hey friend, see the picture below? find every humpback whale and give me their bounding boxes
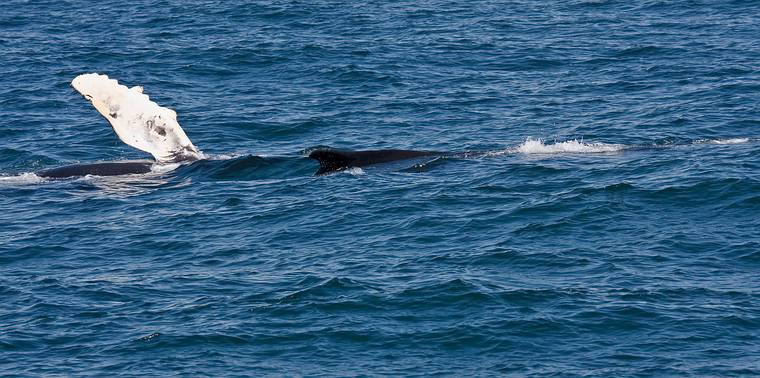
[308,148,443,175]
[37,161,154,178]
[35,74,199,178]
[38,73,440,178]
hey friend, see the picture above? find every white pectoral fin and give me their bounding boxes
[89,97,114,121]
[71,73,201,162]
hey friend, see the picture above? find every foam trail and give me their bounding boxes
[516,139,626,154]
[694,138,750,145]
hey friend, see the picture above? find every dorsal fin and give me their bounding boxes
[308,148,442,175]
[71,73,201,162]
[308,149,355,175]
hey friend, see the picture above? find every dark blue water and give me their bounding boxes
[2,1,759,375]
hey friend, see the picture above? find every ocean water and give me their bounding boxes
[1,0,759,375]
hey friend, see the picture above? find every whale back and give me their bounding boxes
[71,73,201,162]
[309,148,441,174]
[37,161,154,178]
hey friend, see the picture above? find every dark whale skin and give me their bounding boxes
[309,149,443,175]
[37,161,154,178]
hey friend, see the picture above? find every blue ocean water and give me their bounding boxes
[1,0,759,375]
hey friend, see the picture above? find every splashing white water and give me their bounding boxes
[202,152,248,160]
[694,138,750,145]
[150,163,181,174]
[0,173,45,185]
[516,139,626,154]
[343,167,365,176]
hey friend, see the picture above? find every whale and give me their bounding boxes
[38,73,439,178]
[35,161,154,178]
[308,148,444,175]
[37,161,154,178]
[35,74,201,178]
[69,74,202,163]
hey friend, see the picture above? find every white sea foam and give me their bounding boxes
[150,163,181,173]
[0,172,45,185]
[199,152,253,160]
[516,138,626,154]
[695,138,750,145]
[343,167,365,176]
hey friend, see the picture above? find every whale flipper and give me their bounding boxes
[309,148,442,175]
[71,73,201,162]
